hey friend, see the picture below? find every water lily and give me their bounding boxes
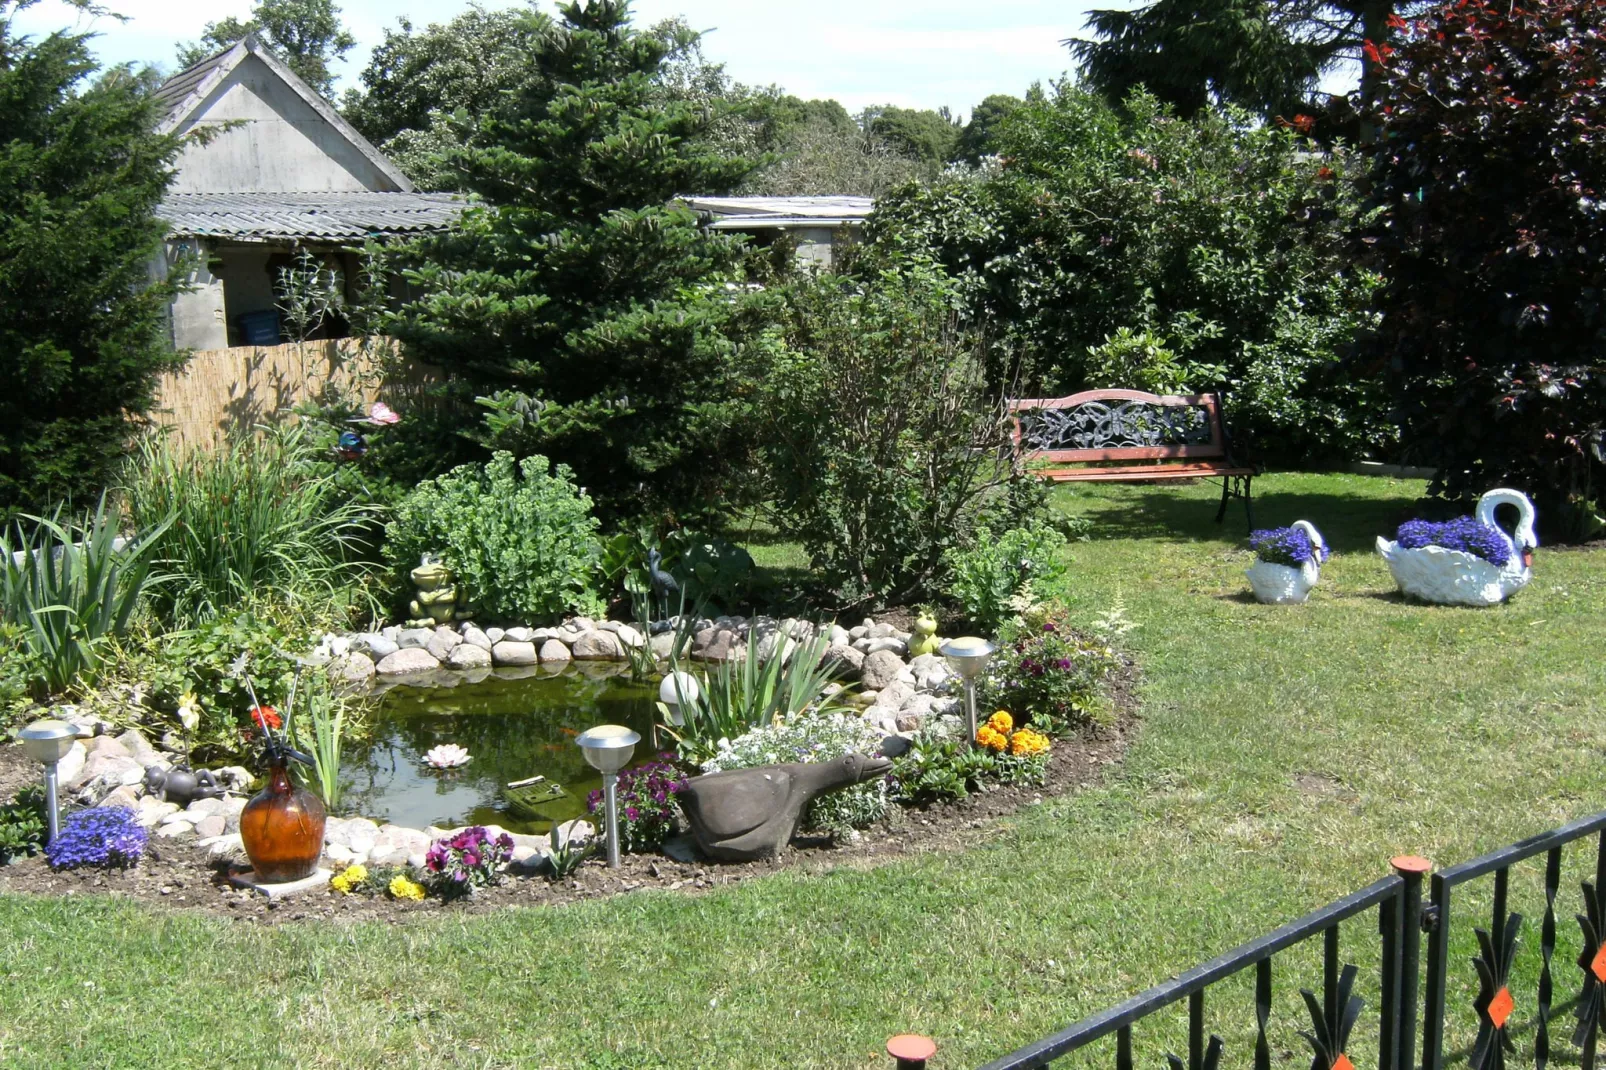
[424,743,472,769]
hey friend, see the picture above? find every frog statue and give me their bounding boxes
[409,556,472,625]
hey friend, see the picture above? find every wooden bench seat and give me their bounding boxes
[1008,388,1258,527]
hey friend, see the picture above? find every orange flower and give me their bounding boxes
[1009,728,1051,757]
[988,710,1014,734]
[250,705,281,731]
[975,725,1009,752]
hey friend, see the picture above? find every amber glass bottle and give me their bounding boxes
[239,755,326,881]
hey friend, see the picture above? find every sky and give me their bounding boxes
[9,0,1119,117]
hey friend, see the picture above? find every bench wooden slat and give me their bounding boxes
[1028,443,1226,463]
[1034,464,1257,483]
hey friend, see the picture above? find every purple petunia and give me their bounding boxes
[422,825,512,898]
[585,756,687,855]
[1396,516,1513,566]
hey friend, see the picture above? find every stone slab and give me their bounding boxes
[230,868,333,900]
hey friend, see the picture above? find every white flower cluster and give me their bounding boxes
[702,712,890,832]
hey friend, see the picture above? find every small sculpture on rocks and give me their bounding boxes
[678,753,894,862]
[409,555,472,626]
[144,764,225,807]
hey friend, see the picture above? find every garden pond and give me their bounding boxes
[338,666,660,835]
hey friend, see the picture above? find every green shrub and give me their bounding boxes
[983,618,1120,736]
[0,496,170,697]
[0,786,47,865]
[942,522,1069,634]
[601,527,760,612]
[385,452,604,624]
[120,426,383,628]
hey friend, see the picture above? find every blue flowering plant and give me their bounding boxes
[1395,517,1513,566]
[587,756,687,853]
[44,806,148,870]
[1250,527,1329,567]
[423,825,513,897]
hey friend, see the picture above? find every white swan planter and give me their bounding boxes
[1246,520,1327,604]
[1376,489,1538,607]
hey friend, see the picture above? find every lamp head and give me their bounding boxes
[19,719,77,765]
[575,724,641,774]
[939,636,997,681]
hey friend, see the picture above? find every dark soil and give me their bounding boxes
[0,661,1139,925]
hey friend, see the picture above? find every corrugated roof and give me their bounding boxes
[682,195,875,221]
[158,191,466,241]
[153,46,234,122]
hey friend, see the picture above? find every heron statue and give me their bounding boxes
[646,547,680,623]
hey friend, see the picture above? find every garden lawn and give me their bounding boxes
[3,472,1604,1069]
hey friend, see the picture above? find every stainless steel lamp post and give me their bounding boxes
[939,637,997,747]
[19,719,77,841]
[575,725,641,869]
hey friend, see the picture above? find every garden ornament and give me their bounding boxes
[144,764,225,807]
[1246,520,1327,605]
[907,610,942,658]
[408,555,471,625]
[1376,489,1538,606]
[646,547,679,620]
[678,753,894,862]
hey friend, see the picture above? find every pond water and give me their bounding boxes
[338,667,662,835]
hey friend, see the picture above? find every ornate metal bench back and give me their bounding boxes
[1010,389,1227,463]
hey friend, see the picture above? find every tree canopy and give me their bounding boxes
[177,0,355,99]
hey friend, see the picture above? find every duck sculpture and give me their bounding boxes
[1376,489,1538,607]
[1246,520,1327,605]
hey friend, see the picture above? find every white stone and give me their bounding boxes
[54,742,86,792]
[828,624,851,644]
[323,843,356,866]
[157,820,193,838]
[426,628,463,660]
[491,640,539,666]
[397,628,434,650]
[614,623,645,649]
[571,631,623,660]
[502,626,534,643]
[231,868,333,900]
[485,627,505,643]
[376,648,442,675]
[186,797,225,818]
[461,625,493,651]
[193,814,226,839]
[330,653,376,686]
[863,637,908,657]
[867,622,896,639]
[447,643,492,670]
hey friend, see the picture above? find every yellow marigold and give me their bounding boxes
[988,710,1014,734]
[330,863,368,895]
[1009,728,1051,757]
[976,724,1009,752]
[388,875,427,901]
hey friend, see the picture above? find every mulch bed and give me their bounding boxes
[0,660,1139,925]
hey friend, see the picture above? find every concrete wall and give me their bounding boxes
[164,240,229,351]
[169,54,399,194]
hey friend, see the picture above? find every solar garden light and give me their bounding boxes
[575,724,640,869]
[939,636,996,747]
[18,719,77,841]
[656,671,701,728]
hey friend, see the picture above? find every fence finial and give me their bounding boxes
[887,1033,937,1069]
[1391,855,1432,875]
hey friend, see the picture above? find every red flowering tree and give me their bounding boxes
[1362,0,1606,535]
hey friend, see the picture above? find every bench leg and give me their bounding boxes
[1215,477,1231,524]
[1243,475,1255,532]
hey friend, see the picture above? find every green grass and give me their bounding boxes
[4,472,1604,1069]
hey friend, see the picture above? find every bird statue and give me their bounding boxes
[1376,488,1538,606]
[678,753,895,861]
[1246,520,1327,605]
[333,430,367,462]
[646,547,680,621]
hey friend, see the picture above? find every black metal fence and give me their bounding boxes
[975,808,1606,1070]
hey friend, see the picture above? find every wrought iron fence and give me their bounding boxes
[974,808,1606,1070]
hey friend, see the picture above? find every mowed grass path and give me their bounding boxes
[3,473,1604,1069]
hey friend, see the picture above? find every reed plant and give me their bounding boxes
[0,497,170,696]
[284,673,355,811]
[121,425,383,627]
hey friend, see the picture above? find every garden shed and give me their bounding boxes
[150,35,462,350]
[681,195,873,269]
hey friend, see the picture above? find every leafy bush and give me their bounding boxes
[585,756,686,853]
[701,712,890,833]
[868,88,1388,462]
[423,826,513,897]
[1250,527,1328,567]
[0,496,169,697]
[1362,0,1606,535]
[942,522,1069,633]
[385,452,604,624]
[890,730,1002,803]
[0,786,47,864]
[120,426,382,628]
[982,618,1120,736]
[753,260,1016,606]
[601,527,760,612]
[45,806,147,869]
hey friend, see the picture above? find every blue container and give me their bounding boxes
[236,310,282,346]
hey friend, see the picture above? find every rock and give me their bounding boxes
[215,767,253,794]
[198,833,245,862]
[330,653,377,686]
[595,619,623,634]
[185,797,224,818]
[502,626,534,643]
[461,625,494,651]
[571,630,623,660]
[529,627,561,643]
[485,627,505,643]
[895,710,928,733]
[97,785,142,810]
[908,652,943,673]
[863,636,908,657]
[552,819,594,849]
[661,833,700,863]
[916,666,950,692]
[344,818,379,856]
[193,814,226,839]
[931,696,961,717]
[849,625,869,640]
[323,843,356,867]
[381,625,401,641]
[84,735,131,761]
[569,617,597,633]
[375,648,442,676]
[115,729,163,768]
[491,640,539,667]
[446,643,493,670]
[69,752,142,798]
[868,622,896,639]
[692,625,740,662]
[369,847,411,867]
[407,852,427,870]
[426,628,463,661]
[537,639,572,664]
[157,821,193,839]
[614,623,645,650]
[55,742,86,790]
[861,649,906,691]
[650,633,678,660]
[865,708,899,735]
[397,628,434,650]
[897,667,916,685]
[828,624,851,644]
[822,643,864,679]
[872,680,916,713]
[679,755,894,861]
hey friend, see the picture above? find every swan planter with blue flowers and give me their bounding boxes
[1246,521,1328,604]
[1375,489,1537,606]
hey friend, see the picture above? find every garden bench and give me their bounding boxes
[1008,388,1258,527]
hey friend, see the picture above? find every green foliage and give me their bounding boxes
[602,527,760,612]
[0,10,185,516]
[954,94,1023,165]
[386,452,603,624]
[1362,0,1606,535]
[0,785,47,865]
[544,825,594,878]
[390,0,765,519]
[0,621,42,724]
[942,523,1069,634]
[741,111,928,197]
[285,672,351,811]
[868,87,1387,461]
[863,104,962,166]
[1083,327,1222,395]
[0,497,170,698]
[983,619,1120,736]
[665,627,848,766]
[176,0,355,99]
[120,426,383,629]
[751,260,1014,607]
[889,731,1001,803]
